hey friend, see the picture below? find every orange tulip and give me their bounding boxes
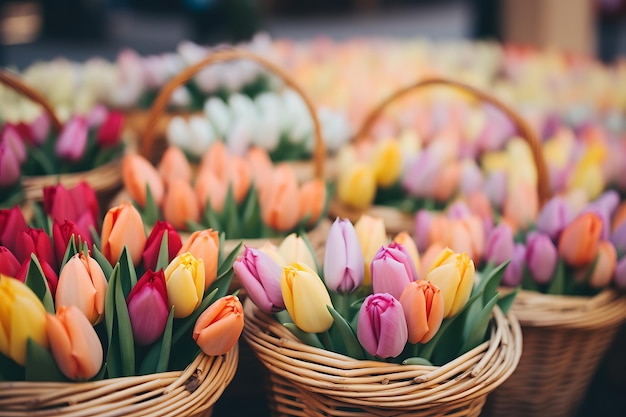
[101,202,147,266]
[247,146,275,198]
[56,253,108,324]
[193,295,244,356]
[158,146,192,185]
[427,215,451,249]
[558,212,603,267]
[162,179,200,231]
[178,229,219,290]
[200,141,229,182]
[122,153,165,208]
[261,164,300,231]
[587,240,617,289]
[46,305,103,381]
[612,201,626,232]
[298,178,326,226]
[229,155,252,204]
[196,170,228,213]
[399,280,444,344]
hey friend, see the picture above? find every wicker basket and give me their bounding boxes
[329,77,550,235]
[0,343,238,417]
[243,298,522,417]
[483,289,626,417]
[0,69,123,207]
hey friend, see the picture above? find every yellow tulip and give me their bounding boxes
[425,250,475,318]
[164,252,205,318]
[278,233,317,271]
[281,262,333,333]
[393,231,421,277]
[258,241,287,266]
[506,138,538,189]
[371,138,402,187]
[568,161,605,202]
[337,163,376,210]
[354,215,388,286]
[0,275,49,366]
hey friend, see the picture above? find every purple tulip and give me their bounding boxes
[610,222,626,255]
[30,113,50,145]
[1,125,26,163]
[476,104,516,152]
[0,144,21,188]
[459,159,484,195]
[357,293,408,359]
[613,256,626,290]
[549,165,571,194]
[323,218,364,293]
[414,210,432,252]
[447,201,471,219]
[371,242,417,300]
[502,243,526,287]
[233,246,284,314]
[536,196,574,240]
[126,270,169,345]
[591,190,620,217]
[484,170,507,210]
[485,224,515,265]
[525,232,558,285]
[55,116,88,161]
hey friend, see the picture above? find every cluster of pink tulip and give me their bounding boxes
[234,215,509,364]
[0,182,243,382]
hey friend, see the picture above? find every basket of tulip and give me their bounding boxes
[0,182,243,417]
[238,215,522,417]
[329,77,550,235]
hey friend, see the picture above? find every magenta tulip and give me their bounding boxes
[0,143,20,188]
[0,206,28,254]
[525,232,558,285]
[502,243,526,287]
[536,196,574,240]
[0,246,20,277]
[371,242,418,301]
[96,110,124,147]
[15,228,57,271]
[357,293,408,359]
[143,221,183,272]
[55,116,88,161]
[414,209,433,252]
[52,219,92,263]
[30,113,50,144]
[44,182,100,234]
[485,224,515,265]
[1,125,26,163]
[233,246,284,313]
[126,270,169,345]
[323,218,364,293]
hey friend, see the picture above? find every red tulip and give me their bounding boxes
[52,219,92,264]
[126,270,169,345]
[0,206,28,254]
[44,182,100,234]
[16,257,59,297]
[15,228,58,271]
[0,246,20,277]
[143,221,182,272]
[96,110,124,147]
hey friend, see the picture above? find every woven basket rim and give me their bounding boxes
[242,298,522,411]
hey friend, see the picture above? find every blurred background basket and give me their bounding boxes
[0,344,238,417]
[243,299,522,417]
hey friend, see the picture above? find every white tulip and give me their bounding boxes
[169,86,191,108]
[167,116,193,152]
[318,108,352,152]
[227,120,253,156]
[177,41,207,65]
[222,62,246,92]
[255,114,281,152]
[204,97,231,137]
[188,116,216,158]
[195,64,223,94]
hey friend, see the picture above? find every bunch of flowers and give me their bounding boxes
[122,141,327,239]
[0,105,125,207]
[234,215,513,365]
[0,182,243,382]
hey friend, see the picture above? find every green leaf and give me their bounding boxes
[186,220,205,233]
[25,339,66,382]
[521,266,541,293]
[143,185,159,227]
[171,288,218,346]
[298,228,322,277]
[217,241,243,279]
[92,244,114,278]
[114,265,135,376]
[31,202,49,232]
[402,357,433,366]
[0,352,25,381]
[155,232,169,272]
[27,145,57,175]
[479,261,509,306]
[105,266,123,377]
[223,185,239,238]
[138,306,175,375]
[460,293,499,355]
[202,200,223,231]
[546,258,566,295]
[118,246,138,296]
[284,323,324,349]
[240,186,261,238]
[24,254,55,313]
[497,287,519,316]
[327,306,365,359]
[60,235,78,270]
[274,309,293,325]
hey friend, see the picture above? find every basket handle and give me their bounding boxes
[141,47,326,179]
[0,69,63,132]
[354,77,551,205]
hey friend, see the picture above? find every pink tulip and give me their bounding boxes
[323,218,364,294]
[357,293,408,359]
[96,110,124,147]
[233,246,284,313]
[30,113,50,145]
[55,116,88,161]
[44,182,100,235]
[371,243,418,300]
[485,224,515,265]
[0,143,21,188]
[502,243,526,287]
[126,270,169,345]
[525,232,558,285]
[536,196,574,240]
[1,125,26,163]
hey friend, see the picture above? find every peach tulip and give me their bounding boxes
[247,146,275,198]
[558,212,602,267]
[433,163,461,203]
[193,295,244,356]
[122,153,164,207]
[229,155,252,204]
[47,305,103,380]
[261,164,300,232]
[101,202,147,266]
[196,170,228,213]
[298,178,326,226]
[503,181,539,232]
[587,240,617,289]
[399,280,444,344]
[178,229,219,290]
[158,146,192,185]
[162,179,200,231]
[200,141,229,182]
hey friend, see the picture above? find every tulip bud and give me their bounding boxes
[536,196,574,240]
[234,246,284,313]
[298,179,326,227]
[55,116,88,161]
[414,210,433,252]
[122,153,165,208]
[1,125,26,163]
[0,246,20,277]
[162,179,200,231]
[0,274,49,365]
[261,164,301,232]
[0,144,21,188]
[101,202,147,266]
[178,229,219,290]
[402,150,439,198]
[164,252,205,318]
[337,163,376,210]
[46,305,103,380]
[501,243,526,287]
[193,295,244,356]
[96,110,124,147]
[425,250,475,318]
[357,293,408,358]
[16,256,58,297]
[371,139,402,187]
[258,241,287,265]
[30,113,50,145]
[52,219,93,263]
[126,270,169,345]
[143,221,183,272]
[484,170,507,210]
[281,262,334,333]
[187,116,216,158]
[371,243,418,300]
[558,212,602,267]
[323,218,364,294]
[15,228,57,271]
[393,232,421,276]
[485,224,515,265]
[399,280,444,344]
[278,233,317,272]
[354,215,388,286]
[525,232,558,285]
[56,253,108,324]
[587,241,617,289]
[158,147,193,186]
[503,181,538,232]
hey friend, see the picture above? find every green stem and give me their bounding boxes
[318,330,335,352]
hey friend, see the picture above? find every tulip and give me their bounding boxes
[399,280,444,344]
[261,164,301,232]
[101,202,147,266]
[0,246,20,277]
[503,181,538,232]
[281,262,333,333]
[587,241,617,289]
[16,257,58,297]
[425,250,474,318]
[337,163,376,210]
[612,201,626,234]
[414,210,433,252]
[298,179,326,227]
[200,141,230,183]
[143,221,183,272]
[0,144,20,188]
[96,110,124,147]
[122,153,165,208]
[158,147,193,186]
[44,182,99,234]
[393,232,421,276]
[195,169,228,213]
[613,256,626,290]
[371,243,418,300]
[502,243,526,287]
[258,241,287,265]
[164,252,205,318]
[484,170,507,210]
[357,293,408,358]
[234,246,284,313]
[166,117,193,155]
[228,155,252,204]
[485,224,515,265]
[611,222,626,256]
[525,232,558,285]
[402,150,439,198]
[0,275,49,365]
[52,219,93,263]
[246,147,274,194]
[447,200,471,219]
[187,115,216,158]
[126,270,169,345]
[323,218,364,293]
[193,295,244,356]
[536,196,574,240]
[15,228,57,270]
[354,215,388,286]
[1,125,26,162]
[558,212,602,267]
[56,253,108,324]
[204,97,232,137]
[30,113,50,145]
[178,229,219,290]
[55,116,88,161]
[46,305,103,380]
[162,179,200,231]
[278,233,317,272]
[447,217,484,264]
[433,162,461,203]
[371,139,402,187]
[419,242,446,278]
[459,159,484,195]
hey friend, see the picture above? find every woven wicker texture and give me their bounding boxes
[242,299,522,417]
[0,344,238,417]
[484,289,626,417]
[329,77,550,234]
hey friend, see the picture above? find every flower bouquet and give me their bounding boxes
[239,215,522,416]
[0,182,243,416]
[0,69,125,208]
